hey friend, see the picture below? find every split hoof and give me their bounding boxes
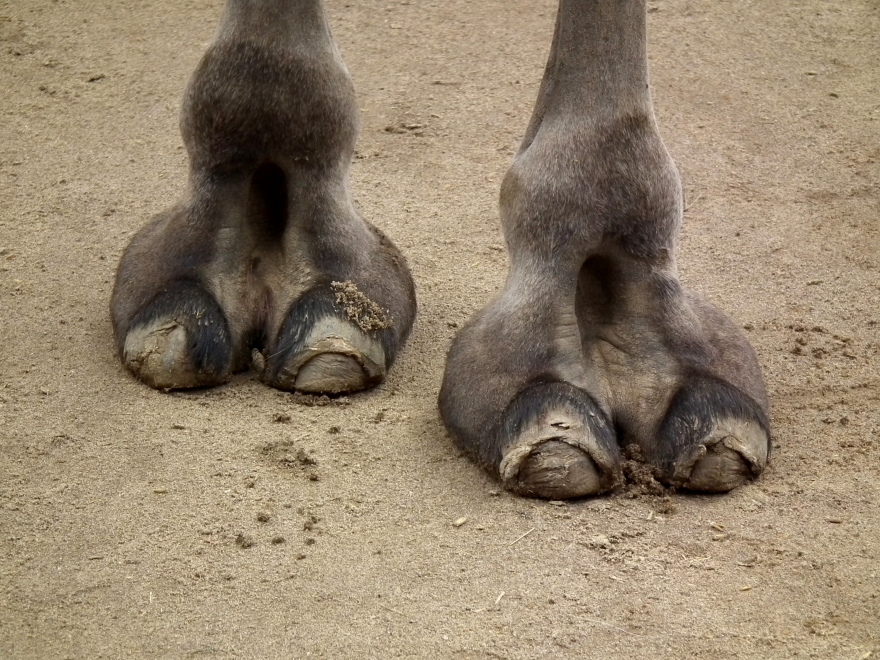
[499,383,622,499]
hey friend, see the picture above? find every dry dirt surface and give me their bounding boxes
[1,1,879,658]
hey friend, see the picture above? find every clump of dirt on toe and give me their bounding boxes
[331,280,392,331]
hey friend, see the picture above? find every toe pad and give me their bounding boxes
[499,383,622,499]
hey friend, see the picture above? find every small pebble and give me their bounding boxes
[235,534,255,549]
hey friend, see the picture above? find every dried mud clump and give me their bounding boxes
[331,280,393,332]
[235,533,255,549]
[260,440,320,481]
[290,392,351,407]
[621,444,669,498]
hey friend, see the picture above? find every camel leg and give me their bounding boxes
[440,0,769,497]
[111,0,416,392]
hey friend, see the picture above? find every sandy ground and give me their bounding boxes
[1,0,879,658]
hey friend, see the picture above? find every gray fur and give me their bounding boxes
[440,0,769,497]
[111,0,416,392]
